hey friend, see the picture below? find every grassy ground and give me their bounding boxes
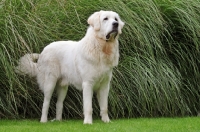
[0,117,200,132]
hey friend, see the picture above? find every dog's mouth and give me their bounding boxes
[106,30,118,41]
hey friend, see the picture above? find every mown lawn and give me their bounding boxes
[0,117,199,132]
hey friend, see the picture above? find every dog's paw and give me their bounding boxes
[83,121,92,124]
[83,116,93,124]
[40,120,47,123]
[40,117,48,123]
[101,115,110,123]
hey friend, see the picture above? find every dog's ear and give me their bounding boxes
[118,16,125,34]
[87,11,101,31]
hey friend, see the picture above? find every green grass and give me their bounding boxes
[1,0,200,119]
[0,117,200,132]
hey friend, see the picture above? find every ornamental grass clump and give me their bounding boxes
[0,0,200,119]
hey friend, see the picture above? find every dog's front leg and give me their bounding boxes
[97,82,110,123]
[82,82,93,124]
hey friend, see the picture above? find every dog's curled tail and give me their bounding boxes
[15,53,40,77]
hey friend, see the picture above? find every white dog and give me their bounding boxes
[15,10,124,124]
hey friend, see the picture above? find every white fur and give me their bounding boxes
[16,10,124,124]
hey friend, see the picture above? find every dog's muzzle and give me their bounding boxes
[106,22,119,40]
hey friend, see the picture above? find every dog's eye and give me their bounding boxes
[115,18,118,21]
[104,17,108,21]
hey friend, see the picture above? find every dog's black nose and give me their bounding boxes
[113,22,119,28]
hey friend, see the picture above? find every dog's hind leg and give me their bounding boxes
[40,75,57,123]
[56,85,68,121]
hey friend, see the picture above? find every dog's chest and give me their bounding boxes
[91,64,112,90]
[100,42,119,66]
[102,44,113,55]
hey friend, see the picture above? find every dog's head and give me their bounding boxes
[88,10,124,41]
